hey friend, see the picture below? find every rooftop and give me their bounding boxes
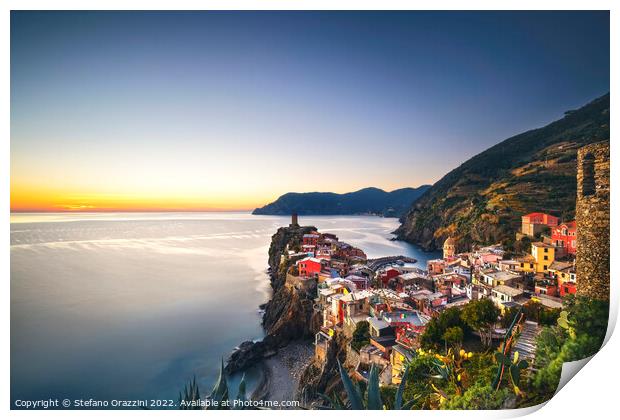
[493,285,523,297]
[392,344,415,361]
[298,257,323,264]
[532,242,555,249]
[482,270,521,281]
[548,261,575,272]
[340,290,373,302]
[534,295,563,309]
[368,317,390,330]
[383,311,428,327]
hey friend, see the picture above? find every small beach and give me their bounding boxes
[252,342,314,407]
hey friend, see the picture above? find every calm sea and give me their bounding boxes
[10,212,439,406]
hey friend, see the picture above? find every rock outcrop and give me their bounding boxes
[297,331,350,407]
[225,224,321,374]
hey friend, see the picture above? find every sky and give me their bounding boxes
[10,11,610,212]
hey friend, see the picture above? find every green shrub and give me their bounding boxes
[351,321,370,351]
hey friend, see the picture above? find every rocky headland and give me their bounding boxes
[225,224,321,378]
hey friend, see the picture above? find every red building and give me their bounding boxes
[296,257,323,277]
[534,279,558,297]
[559,280,577,297]
[302,233,320,247]
[521,212,559,237]
[378,267,401,286]
[551,221,577,255]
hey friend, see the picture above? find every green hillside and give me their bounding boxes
[395,93,610,251]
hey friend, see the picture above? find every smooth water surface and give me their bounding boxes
[11,212,439,405]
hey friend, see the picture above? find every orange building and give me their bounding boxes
[521,212,559,237]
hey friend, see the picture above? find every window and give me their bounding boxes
[544,265,548,271]
[544,248,548,253]
[581,153,596,196]
[544,255,548,261]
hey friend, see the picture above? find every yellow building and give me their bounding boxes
[391,344,415,385]
[516,254,536,273]
[531,242,555,273]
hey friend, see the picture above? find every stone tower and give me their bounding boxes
[575,141,610,301]
[443,236,456,260]
[290,212,299,227]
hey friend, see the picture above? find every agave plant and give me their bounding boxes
[321,361,416,409]
[206,359,230,409]
[179,375,202,410]
[179,360,250,410]
[491,307,523,391]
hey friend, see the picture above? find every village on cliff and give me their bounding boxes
[273,142,610,396]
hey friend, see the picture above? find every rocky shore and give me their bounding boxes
[252,342,314,405]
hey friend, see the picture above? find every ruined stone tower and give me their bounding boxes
[290,212,299,227]
[576,141,610,301]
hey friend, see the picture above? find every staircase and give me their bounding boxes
[510,320,542,371]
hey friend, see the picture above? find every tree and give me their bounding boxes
[420,307,468,350]
[442,326,464,351]
[351,321,370,351]
[443,381,512,409]
[500,306,521,328]
[528,295,609,405]
[461,299,500,347]
[522,301,560,326]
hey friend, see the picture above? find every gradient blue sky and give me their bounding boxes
[11,11,610,211]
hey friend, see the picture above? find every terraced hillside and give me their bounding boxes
[395,93,610,251]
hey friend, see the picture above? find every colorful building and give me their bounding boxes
[491,285,524,312]
[521,212,559,237]
[548,261,577,297]
[531,242,555,273]
[296,257,323,277]
[551,221,577,255]
[478,270,521,288]
[378,267,401,286]
[516,255,536,273]
[390,344,415,385]
[302,233,320,247]
[427,259,446,275]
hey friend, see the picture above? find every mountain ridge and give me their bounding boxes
[252,185,430,217]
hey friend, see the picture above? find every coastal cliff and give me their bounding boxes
[226,224,321,374]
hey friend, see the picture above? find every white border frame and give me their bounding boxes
[2,2,616,419]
